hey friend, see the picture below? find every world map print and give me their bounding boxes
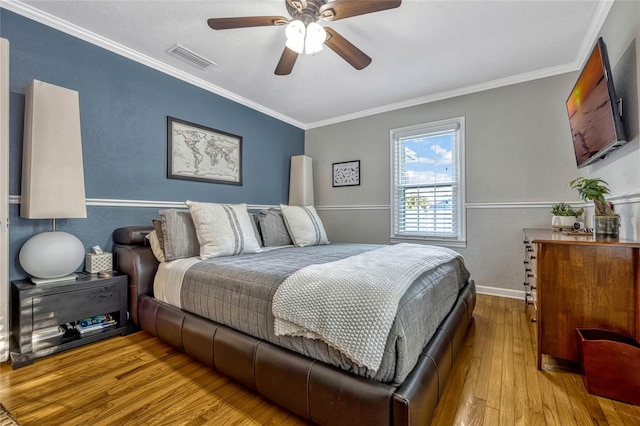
[169,119,241,184]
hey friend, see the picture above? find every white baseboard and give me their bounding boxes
[476,285,525,300]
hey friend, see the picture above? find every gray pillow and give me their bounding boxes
[258,209,293,247]
[152,219,165,251]
[159,209,200,261]
[250,213,264,247]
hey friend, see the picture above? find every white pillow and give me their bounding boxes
[145,230,166,263]
[186,201,262,259]
[280,204,329,247]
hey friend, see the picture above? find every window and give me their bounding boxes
[390,117,466,246]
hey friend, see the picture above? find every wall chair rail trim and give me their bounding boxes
[9,193,639,210]
[8,196,275,211]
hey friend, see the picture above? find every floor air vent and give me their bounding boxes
[166,44,215,69]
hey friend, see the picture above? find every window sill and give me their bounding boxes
[390,236,467,249]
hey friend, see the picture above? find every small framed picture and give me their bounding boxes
[333,160,360,187]
[167,116,242,185]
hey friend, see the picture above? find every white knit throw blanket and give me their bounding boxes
[272,243,462,372]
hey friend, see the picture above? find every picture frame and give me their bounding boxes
[332,160,360,187]
[167,116,242,185]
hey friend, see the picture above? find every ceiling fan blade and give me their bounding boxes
[275,47,299,75]
[319,0,401,21]
[324,27,371,70]
[207,16,288,30]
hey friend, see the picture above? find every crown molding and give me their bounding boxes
[2,0,613,131]
[0,0,306,130]
[305,62,579,129]
[304,1,614,130]
[573,0,614,66]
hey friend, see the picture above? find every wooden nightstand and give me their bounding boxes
[10,272,131,369]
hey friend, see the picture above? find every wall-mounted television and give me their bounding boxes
[566,37,626,168]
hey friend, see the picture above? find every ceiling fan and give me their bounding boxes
[207,0,402,75]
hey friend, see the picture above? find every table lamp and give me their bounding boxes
[289,155,314,206]
[19,80,86,284]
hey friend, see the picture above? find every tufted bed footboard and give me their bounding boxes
[113,226,476,425]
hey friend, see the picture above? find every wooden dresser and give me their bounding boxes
[522,228,640,369]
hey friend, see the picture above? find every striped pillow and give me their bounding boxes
[159,209,200,261]
[186,201,262,259]
[280,204,329,247]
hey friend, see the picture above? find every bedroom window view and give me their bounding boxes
[391,117,465,243]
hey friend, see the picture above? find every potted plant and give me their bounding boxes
[550,202,584,230]
[569,177,618,240]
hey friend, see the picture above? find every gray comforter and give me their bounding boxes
[179,243,470,385]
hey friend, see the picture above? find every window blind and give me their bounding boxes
[391,119,463,241]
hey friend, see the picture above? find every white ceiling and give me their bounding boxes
[6,1,610,129]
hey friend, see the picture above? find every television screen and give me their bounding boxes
[566,37,626,168]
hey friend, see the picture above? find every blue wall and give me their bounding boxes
[1,10,305,280]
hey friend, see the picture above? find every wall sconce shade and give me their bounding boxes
[289,155,314,206]
[21,80,86,219]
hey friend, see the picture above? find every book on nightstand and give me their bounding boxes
[74,314,117,335]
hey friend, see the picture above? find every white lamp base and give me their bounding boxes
[19,231,85,282]
[30,273,78,285]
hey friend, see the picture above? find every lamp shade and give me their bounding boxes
[289,155,314,206]
[21,80,86,219]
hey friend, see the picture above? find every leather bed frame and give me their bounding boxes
[113,226,476,425]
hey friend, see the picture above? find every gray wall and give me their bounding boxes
[306,0,640,297]
[579,0,640,243]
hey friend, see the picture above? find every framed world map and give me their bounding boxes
[167,116,242,185]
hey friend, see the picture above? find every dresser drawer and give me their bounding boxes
[523,237,538,321]
[32,283,121,329]
[523,239,538,275]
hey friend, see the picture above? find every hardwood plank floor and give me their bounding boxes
[1,295,639,425]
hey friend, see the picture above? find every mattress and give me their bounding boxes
[153,243,470,385]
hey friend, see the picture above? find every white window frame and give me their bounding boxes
[389,116,466,248]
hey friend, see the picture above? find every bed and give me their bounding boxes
[112,206,475,425]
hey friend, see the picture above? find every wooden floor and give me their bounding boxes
[1,295,639,425]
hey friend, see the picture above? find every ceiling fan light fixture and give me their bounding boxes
[305,22,326,55]
[207,0,402,74]
[285,20,305,54]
